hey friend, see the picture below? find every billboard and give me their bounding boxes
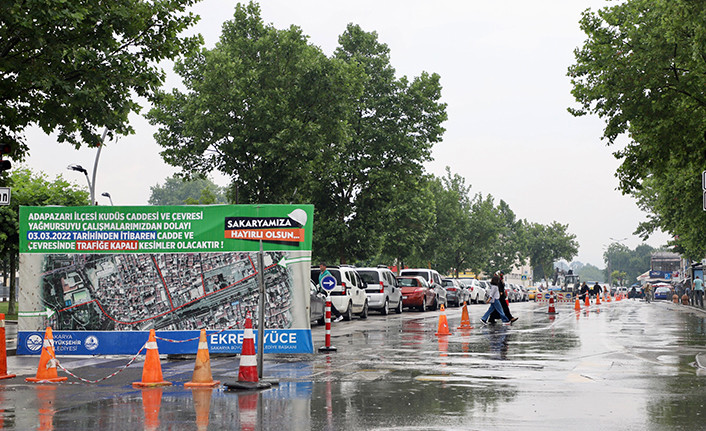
[17,205,314,355]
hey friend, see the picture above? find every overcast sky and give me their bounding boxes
[22,0,670,267]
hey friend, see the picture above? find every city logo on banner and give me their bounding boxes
[224,209,307,244]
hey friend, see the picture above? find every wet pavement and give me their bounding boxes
[3,298,706,430]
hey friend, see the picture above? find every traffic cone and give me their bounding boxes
[457,302,473,329]
[237,315,258,383]
[584,294,590,307]
[435,304,452,336]
[547,295,556,314]
[0,314,15,380]
[26,327,67,383]
[132,329,172,388]
[574,297,581,311]
[141,388,163,431]
[596,293,601,305]
[191,388,213,431]
[185,329,220,388]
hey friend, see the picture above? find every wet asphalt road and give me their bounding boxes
[3,298,706,430]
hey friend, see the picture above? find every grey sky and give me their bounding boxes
[23,0,669,267]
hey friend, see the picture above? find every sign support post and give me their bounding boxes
[318,275,337,353]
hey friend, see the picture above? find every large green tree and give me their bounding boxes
[569,0,706,258]
[526,221,579,282]
[0,0,202,162]
[0,168,89,314]
[603,242,654,286]
[149,3,447,264]
[483,201,527,276]
[149,174,227,205]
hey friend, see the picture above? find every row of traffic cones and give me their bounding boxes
[20,314,261,388]
[434,302,475,337]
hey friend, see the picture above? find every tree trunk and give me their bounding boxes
[8,252,16,315]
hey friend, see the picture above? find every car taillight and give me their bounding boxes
[380,281,384,293]
[448,287,456,292]
[341,282,347,295]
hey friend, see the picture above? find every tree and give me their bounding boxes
[0,168,89,314]
[0,0,202,162]
[577,263,605,283]
[483,201,526,275]
[603,242,654,286]
[149,4,447,264]
[149,174,227,205]
[568,0,706,258]
[526,222,579,282]
[377,176,436,272]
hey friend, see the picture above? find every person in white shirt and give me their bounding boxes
[480,275,511,325]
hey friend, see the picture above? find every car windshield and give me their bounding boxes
[442,280,454,287]
[357,270,380,284]
[397,277,420,287]
[310,269,342,285]
[402,271,429,280]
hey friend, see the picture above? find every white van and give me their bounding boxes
[311,266,368,320]
[357,266,403,315]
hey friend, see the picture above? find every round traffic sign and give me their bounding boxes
[320,275,336,291]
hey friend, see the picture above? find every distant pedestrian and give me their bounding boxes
[489,272,518,324]
[644,283,652,303]
[319,262,343,322]
[480,275,511,325]
[694,276,704,308]
[592,282,601,298]
[580,282,590,299]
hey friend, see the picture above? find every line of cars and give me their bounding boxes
[308,265,530,324]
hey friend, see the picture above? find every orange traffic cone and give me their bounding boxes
[547,294,556,314]
[0,314,15,380]
[26,327,67,383]
[457,302,473,329]
[238,315,258,383]
[574,297,581,311]
[435,304,452,336]
[191,388,213,431]
[133,329,172,388]
[185,329,220,388]
[584,294,590,307]
[141,388,163,431]
[596,293,601,305]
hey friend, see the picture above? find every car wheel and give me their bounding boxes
[343,302,353,321]
[359,300,368,319]
[432,298,438,310]
[395,299,403,314]
[381,298,389,315]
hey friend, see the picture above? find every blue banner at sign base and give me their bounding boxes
[17,329,314,355]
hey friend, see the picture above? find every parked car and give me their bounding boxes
[654,286,672,300]
[518,286,529,301]
[311,265,368,321]
[309,280,326,325]
[506,283,520,302]
[475,280,490,303]
[527,286,539,301]
[399,268,447,308]
[442,278,468,307]
[357,266,403,315]
[397,276,437,311]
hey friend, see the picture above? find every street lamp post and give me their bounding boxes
[101,192,114,206]
[67,164,93,205]
[67,128,108,206]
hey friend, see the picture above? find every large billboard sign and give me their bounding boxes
[17,205,314,355]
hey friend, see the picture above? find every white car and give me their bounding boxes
[357,266,403,315]
[311,265,368,321]
[462,279,488,304]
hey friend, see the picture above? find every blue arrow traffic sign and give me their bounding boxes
[320,275,336,291]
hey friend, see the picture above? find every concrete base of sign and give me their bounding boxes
[318,345,337,353]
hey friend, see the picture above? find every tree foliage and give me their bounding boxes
[526,222,579,282]
[0,168,89,313]
[149,174,227,205]
[148,2,447,264]
[569,0,706,258]
[602,242,654,285]
[0,0,202,162]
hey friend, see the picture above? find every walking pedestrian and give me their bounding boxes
[488,272,518,324]
[592,282,601,298]
[644,283,652,303]
[480,275,511,326]
[318,262,344,322]
[694,276,704,308]
[580,282,590,300]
